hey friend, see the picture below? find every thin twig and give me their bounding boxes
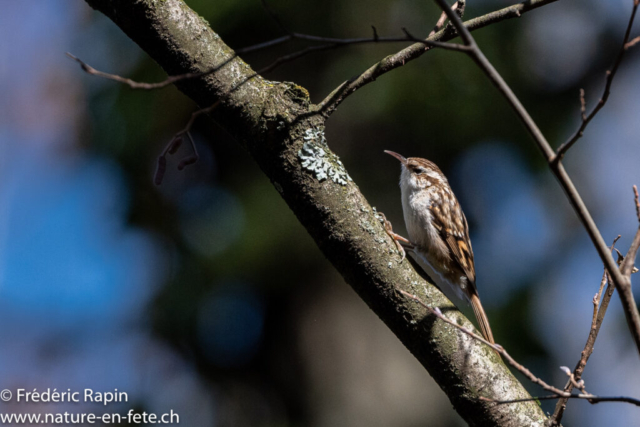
[238,33,414,53]
[429,1,460,37]
[371,26,379,41]
[249,28,485,74]
[253,35,429,75]
[627,35,640,48]
[398,290,640,407]
[154,101,220,185]
[260,0,291,35]
[554,0,640,162]
[236,35,292,54]
[635,185,640,221]
[481,394,640,406]
[430,0,640,357]
[579,88,587,121]
[66,52,223,90]
[401,28,471,52]
[621,186,640,277]
[550,237,621,425]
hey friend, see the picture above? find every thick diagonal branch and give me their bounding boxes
[82,0,554,424]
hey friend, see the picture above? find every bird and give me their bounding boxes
[384,150,494,344]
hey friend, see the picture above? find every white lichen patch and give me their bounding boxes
[298,128,352,186]
[371,207,386,225]
[166,0,202,32]
[360,218,376,235]
[304,127,327,146]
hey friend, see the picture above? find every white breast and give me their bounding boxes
[399,168,440,249]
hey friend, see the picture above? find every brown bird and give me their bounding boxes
[385,150,494,344]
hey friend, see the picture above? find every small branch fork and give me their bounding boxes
[398,290,640,407]
[153,101,220,185]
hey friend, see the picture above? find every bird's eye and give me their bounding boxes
[413,167,425,174]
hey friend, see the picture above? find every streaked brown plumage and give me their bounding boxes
[385,150,494,344]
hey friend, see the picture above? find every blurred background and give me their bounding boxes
[1,0,639,425]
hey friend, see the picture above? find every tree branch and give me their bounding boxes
[82,0,555,424]
[621,186,640,277]
[431,0,640,357]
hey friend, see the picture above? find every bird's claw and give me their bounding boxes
[378,212,412,261]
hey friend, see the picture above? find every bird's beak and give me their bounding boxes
[384,150,407,165]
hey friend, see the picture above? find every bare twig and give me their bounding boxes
[429,1,460,37]
[627,35,640,48]
[401,28,471,52]
[634,185,640,221]
[153,101,219,185]
[481,394,640,406]
[430,0,640,356]
[579,88,587,121]
[238,33,412,54]
[66,52,225,90]
[252,34,440,75]
[236,35,292,54]
[260,0,291,35]
[559,366,587,394]
[554,0,640,162]
[399,290,640,407]
[550,237,621,425]
[371,26,379,41]
[621,186,640,277]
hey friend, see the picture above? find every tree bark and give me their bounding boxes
[84,0,549,425]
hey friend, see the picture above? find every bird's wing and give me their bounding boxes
[429,198,476,287]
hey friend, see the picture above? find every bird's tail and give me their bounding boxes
[469,292,495,344]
